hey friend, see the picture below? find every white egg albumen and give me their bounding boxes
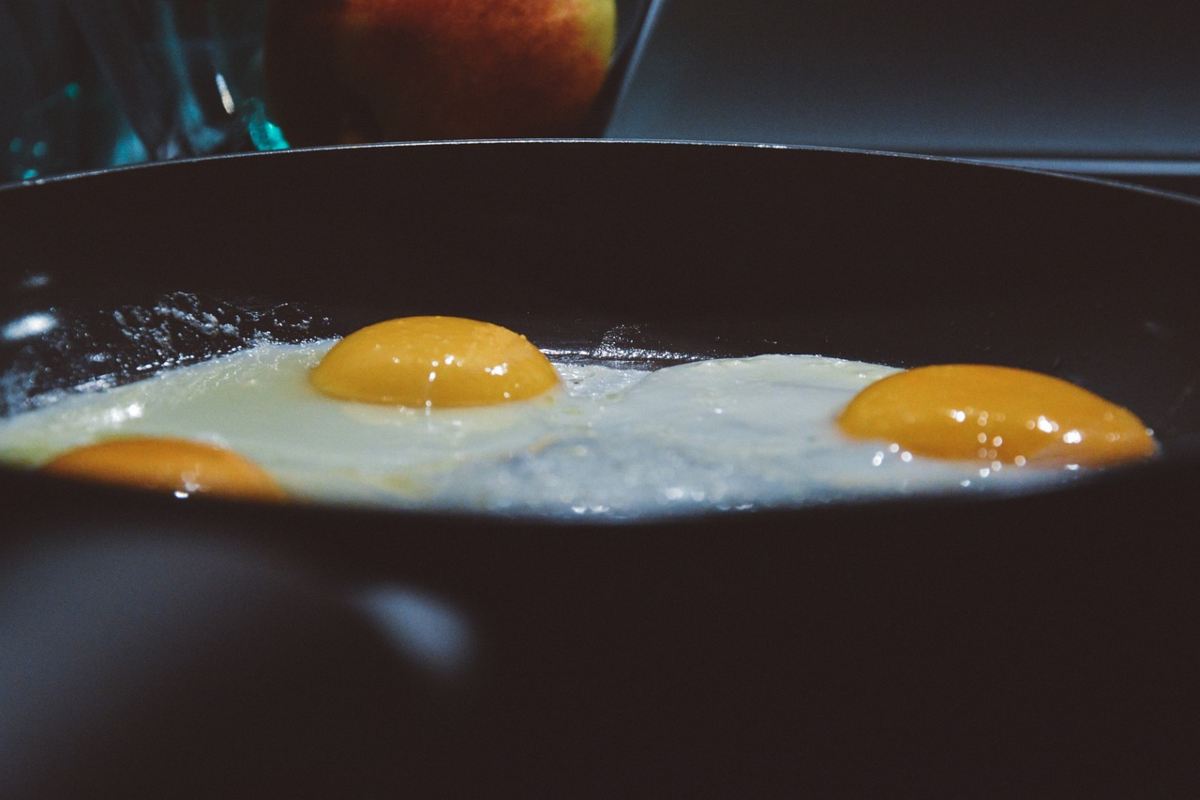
[0,341,1074,518]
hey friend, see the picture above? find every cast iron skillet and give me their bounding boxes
[2,141,1199,796]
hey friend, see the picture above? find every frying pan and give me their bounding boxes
[2,141,1199,796]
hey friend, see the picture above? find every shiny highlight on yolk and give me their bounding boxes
[837,365,1156,468]
[42,436,285,500]
[310,316,560,407]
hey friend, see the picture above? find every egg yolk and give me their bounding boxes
[837,364,1156,467]
[42,437,285,500]
[310,316,559,407]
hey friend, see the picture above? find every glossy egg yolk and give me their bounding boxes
[310,316,559,407]
[42,436,285,500]
[837,364,1156,467]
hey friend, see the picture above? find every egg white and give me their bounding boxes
[0,341,1073,518]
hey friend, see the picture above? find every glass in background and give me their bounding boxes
[1,0,662,185]
[1,2,94,182]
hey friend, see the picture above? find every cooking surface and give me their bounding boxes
[2,142,1198,796]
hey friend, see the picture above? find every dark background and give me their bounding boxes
[5,1,1200,192]
[611,0,1200,193]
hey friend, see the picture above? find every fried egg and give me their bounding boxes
[0,316,1156,519]
[837,364,1156,467]
[41,436,285,501]
[311,316,559,406]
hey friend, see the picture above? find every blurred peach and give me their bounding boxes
[265,0,616,145]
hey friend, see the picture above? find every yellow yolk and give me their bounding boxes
[42,436,285,500]
[309,316,559,407]
[837,364,1156,467]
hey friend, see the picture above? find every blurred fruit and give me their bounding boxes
[265,0,616,145]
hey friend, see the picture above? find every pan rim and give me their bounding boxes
[5,137,1200,208]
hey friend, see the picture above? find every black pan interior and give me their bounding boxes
[2,142,1199,796]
